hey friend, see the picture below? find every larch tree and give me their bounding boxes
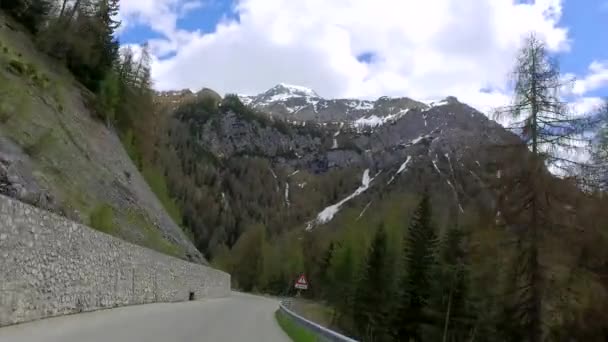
[587,100,608,191]
[494,33,588,342]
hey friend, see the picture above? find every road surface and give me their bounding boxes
[0,292,290,342]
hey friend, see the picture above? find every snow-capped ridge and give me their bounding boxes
[426,96,460,108]
[277,83,319,97]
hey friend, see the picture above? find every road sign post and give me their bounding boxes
[294,274,308,292]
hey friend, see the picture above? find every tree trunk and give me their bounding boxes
[59,0,69,17]
[442,289,453,342]
[64,0,82,26]
[528,46,542,342]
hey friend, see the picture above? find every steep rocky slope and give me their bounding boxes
[157,86,520,256]
[0,13,203,263]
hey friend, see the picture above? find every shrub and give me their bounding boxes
[89,204,115,234]
[7,59,25,74]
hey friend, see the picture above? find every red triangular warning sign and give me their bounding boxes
[296,274,307,285]
[294,274,308,289]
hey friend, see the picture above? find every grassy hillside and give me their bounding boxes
[0,12,203,263]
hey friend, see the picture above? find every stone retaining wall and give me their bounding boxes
[0,195,230,326]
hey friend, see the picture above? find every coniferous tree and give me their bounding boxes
[588,100,608,191]
[326,243,356,329]
[429,226,471,342]
[96,0,120,68]
[318,241,335,300]
[494,33,589,342]
[352,225,392,341]
[392,193,437,342]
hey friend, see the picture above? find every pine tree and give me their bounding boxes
[97,0,120,65]
[352,225,393,341]
[392,193,437,342]
[431,226,470,342]
[326,243,356,329]
[318,241,335,300]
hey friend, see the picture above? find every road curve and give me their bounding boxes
[0,292,290,342]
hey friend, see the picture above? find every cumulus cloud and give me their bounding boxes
[569,97,605,118]
[118,0,205,45]
[572,61,608,96]
[121,0,578,112]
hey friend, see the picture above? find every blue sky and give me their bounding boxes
[119,0,236,50]
[559,0,608,98]
[117,0,608,113]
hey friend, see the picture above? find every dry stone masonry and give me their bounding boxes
[0,195,230,327]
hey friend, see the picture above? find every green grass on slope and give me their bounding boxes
[120,129,183,229]
[88,204,185,258]
[126,209,185,258]
[275,310,319,342]
[141,164,183,226]
[89,203,116,234]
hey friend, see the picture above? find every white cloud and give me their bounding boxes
[122,0,577,112]
[118,0,205,45]
[572,61,608,96]
[570,97,605,115]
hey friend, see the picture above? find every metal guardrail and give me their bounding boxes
[278,300,358,342]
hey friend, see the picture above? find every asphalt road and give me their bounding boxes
[0,292,290,342]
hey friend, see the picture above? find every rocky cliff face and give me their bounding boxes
[159,87,520,255]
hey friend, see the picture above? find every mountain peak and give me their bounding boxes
[262,83,320,100]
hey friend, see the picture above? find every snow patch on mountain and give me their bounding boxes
[357,201,373,220]
[401,133,433,147]
[432,159,442,174]
[268,167,278,179]
[432,154,464,213]
[353,115,385,127]
[434,100,450,107]
[268,93,297,102]
[347,100,374,111]
[238,95,254,106]
[250,84,322,105]
[288,105,308,114]
[306,169,374,230]
[397,156,413,174]
[354,109,411,128]
[278,83,318,97]
[387,156,412,185]
[332,123,344,149]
